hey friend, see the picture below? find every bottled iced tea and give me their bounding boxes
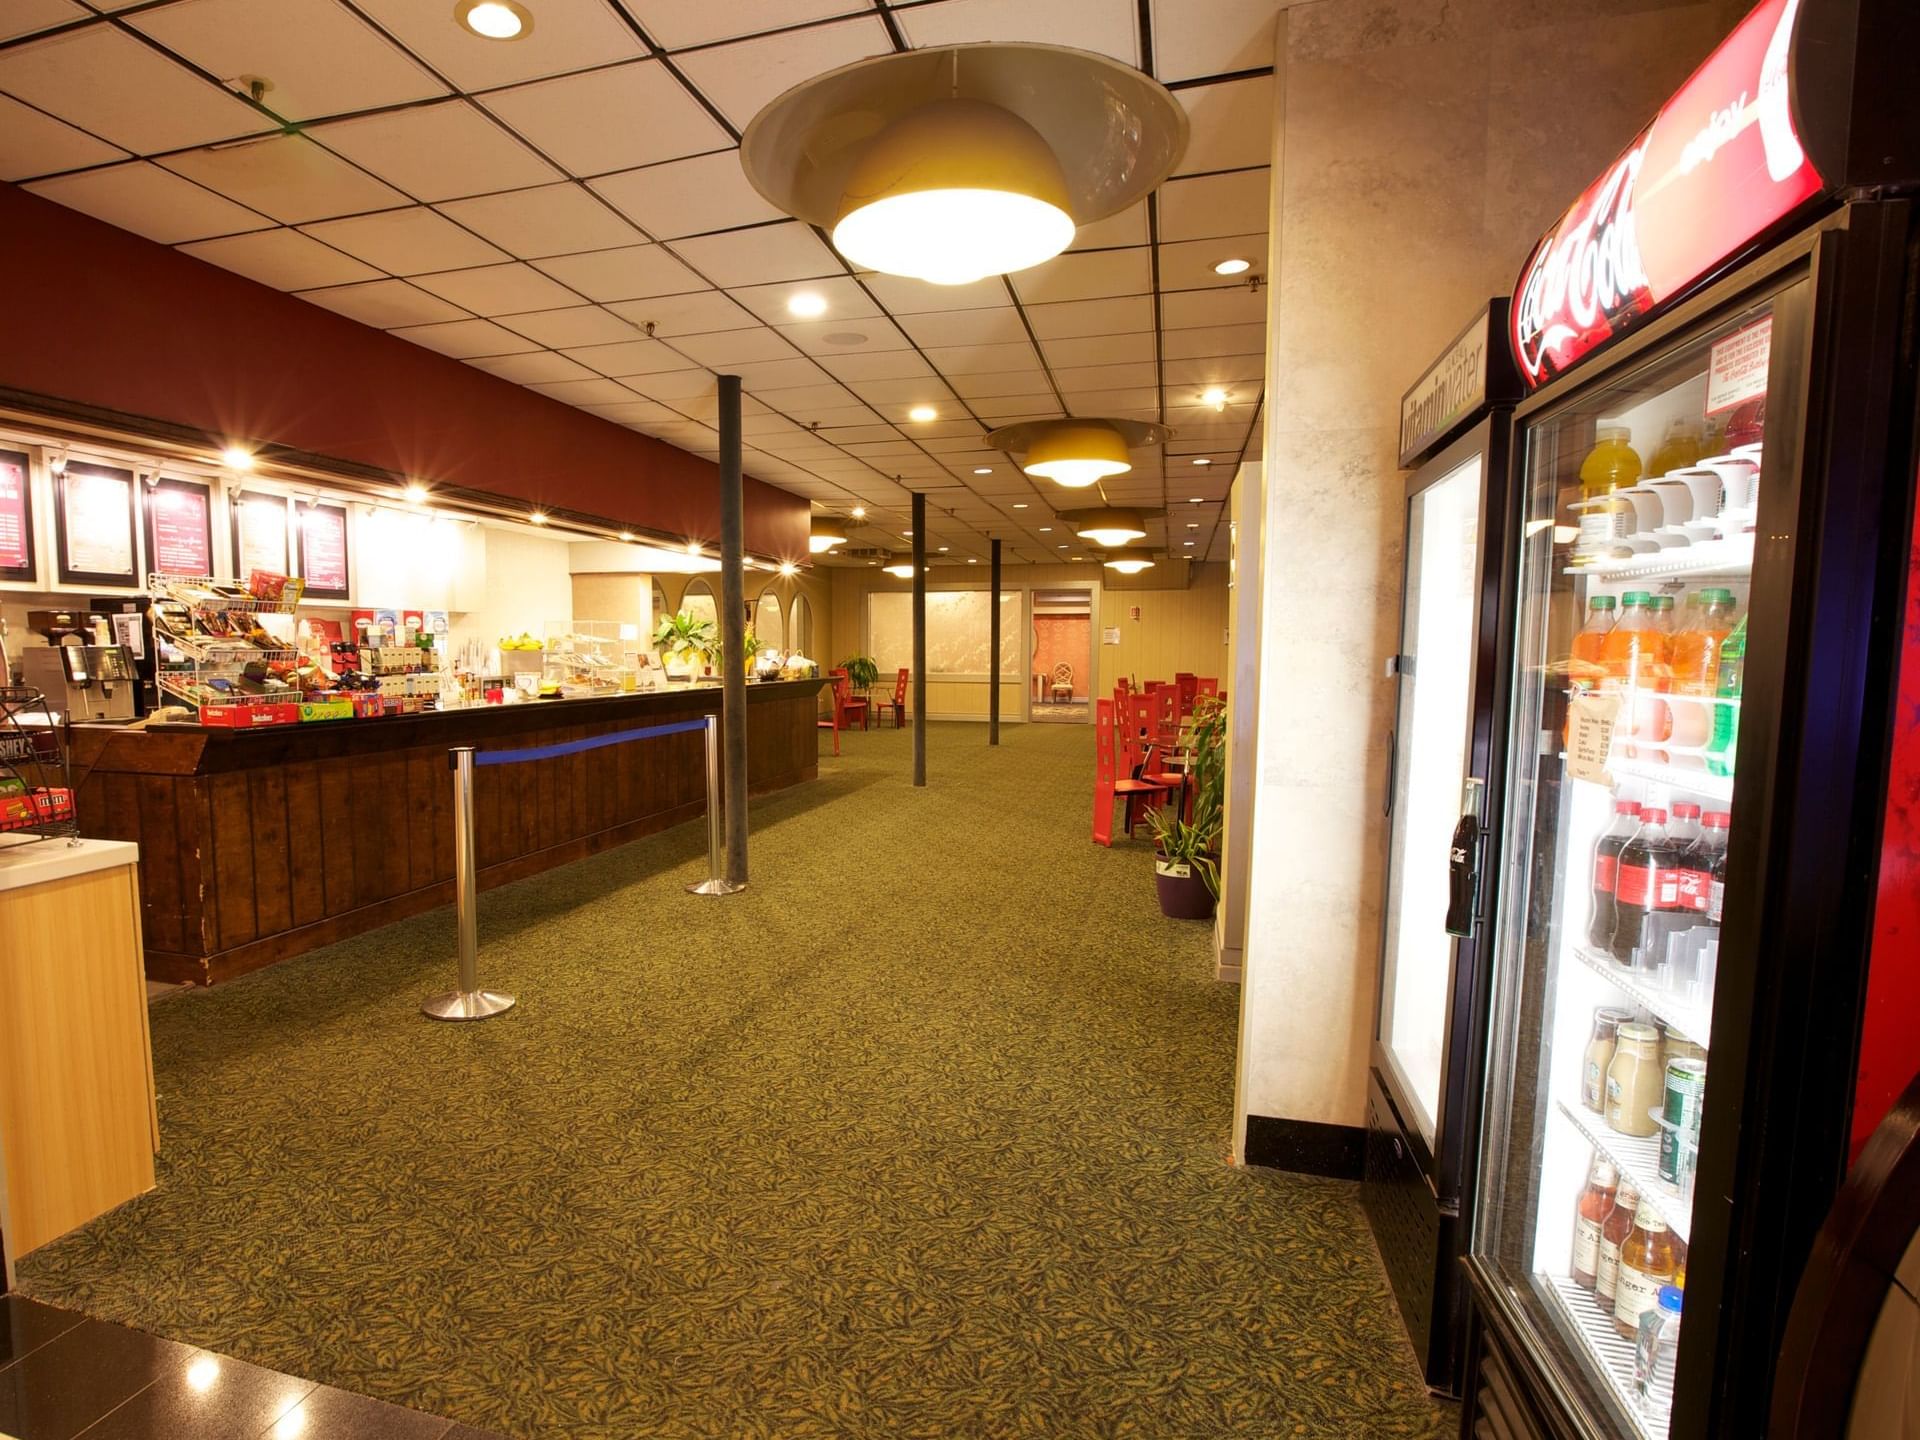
[1572,1155,1619,1289]
[1595,1183,1641,1306]
[1614,1199,1679,1338]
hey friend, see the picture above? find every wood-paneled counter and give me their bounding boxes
[68,679,824,985]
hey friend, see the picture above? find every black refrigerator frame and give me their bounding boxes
[1363,405,1517,1397]
[1460,194,1918,1440]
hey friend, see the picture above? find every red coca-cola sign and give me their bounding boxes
[1512,0,1824,388]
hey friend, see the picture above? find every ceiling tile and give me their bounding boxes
[534,244,707,302]
[162,135,408,224]
[0,0,85,42]
[1164,353,1264,387]
[0,24,265,153]
[592,154,783,245]
[1068,202,1149,252]
[668,223,842,288]
[180,228,381,289]
[527,377,644,406]
[128,0,445,121]
[671,16,891,130]
[413,262,582,315]
[1159,232,1267,291]
[1154,0,1278,83]
[1161,285,1266,330]
[1161,322,1266,360]
[298,278,467,328]
[946,369,1051,400]
[581,399,682,426]
[972,398,1058,422]
[467,350,598,385]
[0,94,126,181]
[1041,332,1156,367]
[895,307,1028,349]
[858,272,1009,315]
[563,338,690,377]
[496,305,647,348]
[615,0,859,49]
[604,290,759,337]
[1054,361,1157,391]
[354,0,647,92]
[618,368,716,401]
[1174,75,1274,177]
[302,207,507,275]
[1011,247,1150,306]
[725,275,879,326]
[1057,385,1159,413]
[846,376,957,407]
[669,326,798,368]
[437,182,645,260]
[773,317,914,357]
[1158,169,1270,243]
[309,102,561,203]
[1024,296,1153,340]
[815,350,933,383]
[751,382,862,412]
[921,340,1042,375]
[480,61,730,178]
[732,356,831,392]
[388,318,540,359]
[26,161,267,245]
[898,0,1138,66]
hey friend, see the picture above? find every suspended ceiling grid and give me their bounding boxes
[0,0,1276,568]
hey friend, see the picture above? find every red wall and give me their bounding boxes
[1032,613,1090,697]
[0,183,808,559]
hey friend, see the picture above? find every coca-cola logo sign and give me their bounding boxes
[1511,0,1823,387]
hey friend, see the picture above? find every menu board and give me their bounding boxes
[56,461,138,586]
[230,491,289,579]
[143,477,213,580]
[297,500,350,598]
[0,448,33,582]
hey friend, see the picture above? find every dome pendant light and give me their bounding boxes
[809,516,848,553]
[1104,556,1156,575]
[987,416,1172,490]
[831,99,1075,286]
[1069,507,1149,548]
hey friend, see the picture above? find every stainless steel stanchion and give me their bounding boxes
[423,746,516,1020]
[685,713,745,896]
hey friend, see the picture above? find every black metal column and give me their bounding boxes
[989,537,1001,746]
[912,490,926,787]
[718,374,749,885]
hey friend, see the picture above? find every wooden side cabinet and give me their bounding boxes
[0,837,158,1285]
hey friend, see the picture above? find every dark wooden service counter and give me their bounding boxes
[69,679,825,986]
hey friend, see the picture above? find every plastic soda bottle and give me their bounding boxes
[1570,595,1616,694]
[1672,589,1738,696]
[1708,617,1747,775]
[1647,418,1703,476]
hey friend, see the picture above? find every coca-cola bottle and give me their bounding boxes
[1668,801,1701,850]
[1680,810,1729,919]
[1611,807,1681,968]
[1588,800,1643,951]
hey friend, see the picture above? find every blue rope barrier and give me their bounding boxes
[471,716,709,767]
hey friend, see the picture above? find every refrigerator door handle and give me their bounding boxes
[1382,727,1397,818]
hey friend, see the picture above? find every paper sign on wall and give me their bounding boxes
[1566,692,1622,786]
[1102,626,1120,645]
[1706,315,1773,415]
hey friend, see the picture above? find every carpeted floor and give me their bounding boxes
[20,722,1455,1439]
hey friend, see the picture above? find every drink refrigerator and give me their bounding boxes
[1459,1,1920,1437]
[1364,300,1521,1396]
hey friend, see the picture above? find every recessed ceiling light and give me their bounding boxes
[1070,555,1084,561]
[529,510,548,525]
[1057,543,1067,548]
[403,481,429,504]
[1189,497,1204,504]
[851,506,866,518]
[938,545,949,552]
[967,557,978,563]
[973,466,993,475]
[1038,526,1051,532]
[1012,503,1028,509]
[1183,540,1195,546]
[220,445,254,471]
[1186,522,1200,529]
[455,0,532,40]
[1213,257,1252,276]
[903,530,913,537]
[1201,387,1228,411]
[1193,457,1213,466]
[787,291,828,318]
[779,561,798,577]
[908,405,938,423]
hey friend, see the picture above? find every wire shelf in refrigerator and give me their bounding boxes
[1572,943,1712,1045]
[1541,1275,1665,1440]
[1554,1100,1693,1244]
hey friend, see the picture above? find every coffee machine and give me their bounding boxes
[16,610,138,723]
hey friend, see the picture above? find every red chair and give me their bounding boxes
[816,687,841,757]
[1196,676,1220,700]
[1175,672,1199,717]
[877,667,908,728]
[1115,676,1132,701]
[828,668,869,732]
[1094,698,1172,846]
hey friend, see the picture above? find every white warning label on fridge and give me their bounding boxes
[1706,315,1772,415]
[1566,692,1621,787]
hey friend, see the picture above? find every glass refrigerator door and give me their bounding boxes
[1377,451,1485,1148]
[1475,283,1801,1438]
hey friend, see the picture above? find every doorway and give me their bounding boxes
[1029,587,1093,723]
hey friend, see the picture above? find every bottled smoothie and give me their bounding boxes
[1672,589,1738,696]
[1573,1154,1620,1289]
[1647,418,1703,476]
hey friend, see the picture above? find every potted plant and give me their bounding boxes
[652,611,717,678]
[741,627,762,678]
[1147,696,1226,919]
[840,653,880,700]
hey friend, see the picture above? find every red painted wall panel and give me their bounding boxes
[1031,613,1091,698]
[0,183,808,560]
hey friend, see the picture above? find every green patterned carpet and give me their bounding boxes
[20,722,1454,1439]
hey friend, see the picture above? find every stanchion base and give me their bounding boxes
[684,877,748,896]
[421,989,517,1021]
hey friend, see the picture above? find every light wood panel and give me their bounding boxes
[0,863,156,1257]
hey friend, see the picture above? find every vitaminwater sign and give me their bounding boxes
[1397,300,1519,468]
[1510,0,1823,388]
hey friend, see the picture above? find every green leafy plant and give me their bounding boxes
[840,654,880,690]
[652,611,717,667]
[1148,695,1228,898]
[741,627,762,659]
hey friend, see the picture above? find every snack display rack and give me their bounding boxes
[150,573,304,719]
[0,684,77,841]
[542,621,636,696]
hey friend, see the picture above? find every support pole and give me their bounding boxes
[684,713,741,895]
[989,537,1002,746]
[912,490,926,787]
[422,746,515,1020]
[717,373,750,888]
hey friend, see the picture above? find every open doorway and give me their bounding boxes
[1029,588,1093,723]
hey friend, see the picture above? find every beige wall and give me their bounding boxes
[826,561,1229,719]
[1234,0,1753,1145]
[631,565,834,662]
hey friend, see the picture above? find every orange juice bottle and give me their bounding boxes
[1647,418,1703,476]
[1570,595,1616,694]
[1670,588,1737,696]
[1603,593,1674,739]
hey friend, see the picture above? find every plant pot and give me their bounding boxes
[1154,857,1216,919]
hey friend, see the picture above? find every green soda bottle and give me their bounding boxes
[1707,616,1746,774]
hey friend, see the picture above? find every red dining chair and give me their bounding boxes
[1175,672,1199,717]
[877,667,908,728]
[828,668,870,732]
[1115,676,1132,701]
[816,685,841,757]
[1196,676,1220,700]
[1094,698,1172,846]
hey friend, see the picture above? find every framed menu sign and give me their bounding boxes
[230,490,289,580]
[0,448,34,583]
[55,461,138,587]
[297,500,350,599]
[142,477,214,580]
